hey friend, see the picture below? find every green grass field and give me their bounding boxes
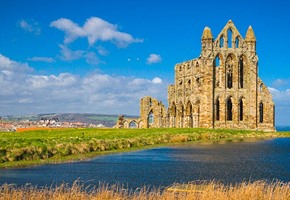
[0,128,289,168]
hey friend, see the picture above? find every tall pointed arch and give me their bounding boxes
[220,35,224,48]
[186,101,193,127]
[214,56,220,67]
[216,97,220,121]
[227,29,233,48]
[178,101,184,128]
[148,110,154,126]
[186,101,192,116]
[214,54,223,88]
[239,55,244,88]
[259,102,264,123]
[239,98,244,121]
[178,101,184,117]
[170,102,176,117]
[169,102,177,128]
[226,54,235,89]
[227,97,233,121]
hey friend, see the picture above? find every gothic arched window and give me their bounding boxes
[226,56,233,89]
[227,72,233,88]
[227,29,232,48]
[227,98,233,121]
[239,99,243,121]
[259,102,263,123]
[220,36,224,48]
[215,56,220,67]
[235,37,240,48]
[239,57,244,88]
[129,121,137,128]
[149,111,154,125]
[216,98,220,121]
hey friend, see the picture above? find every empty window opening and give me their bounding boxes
[171,103,177,117]
[196,77,201,86]
[227,72,233,88]
[259,102,263,123]
[239,57,244,88]
[227,29,232,48]
[129,121,137,128]
[149,111,154,125]
[227,98,233,121]
[216,98,220,121]
[220,36,224,48]
[235,37,239,48]
[260,84,263,93]
[226,56,233,89]
[239,99,243,121]
[215,56,220,67]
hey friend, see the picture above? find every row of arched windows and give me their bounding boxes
[219,29,240,48]
[215,98,264,123]
[215,98,238,121]
[214,56,244,89]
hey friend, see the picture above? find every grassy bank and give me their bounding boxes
[0,128,289,168]
[0,180,289,200]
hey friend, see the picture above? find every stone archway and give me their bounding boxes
[185,101,193,127]
[177,102,184,128]
[169,102,177,127]
[192,99,200,128]
[129,120,137,129]
[148,110,154,128]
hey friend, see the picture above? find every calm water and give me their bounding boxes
[0,138,290,189]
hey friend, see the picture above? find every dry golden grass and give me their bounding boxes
[16,127,67,132]
[0,180,289,200]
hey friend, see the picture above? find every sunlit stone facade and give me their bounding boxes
[116,20,275,131]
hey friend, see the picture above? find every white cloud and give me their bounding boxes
[18,19,41,35]
[28,57,55,63]
[146,54,162,64]
[50,17,143,47]
[0,54,167,116]
[59,44,84,61]
[152,77,162,84]
[58,45,101,65]
[268,87,290,126]
[271,78,289,89]
[85,52,101,65]
[50,18,85,44]
[268,87,290,105]
[0,54,32,73]
[97,46,109,56]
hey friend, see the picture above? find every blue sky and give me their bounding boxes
[0,0,289,126]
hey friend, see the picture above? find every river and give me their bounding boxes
[0,138,289,189]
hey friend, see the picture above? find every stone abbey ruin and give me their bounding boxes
[116,20,275,131]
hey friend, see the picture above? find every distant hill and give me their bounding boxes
[2,113,138,128]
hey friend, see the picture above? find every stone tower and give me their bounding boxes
[117,20,275,131]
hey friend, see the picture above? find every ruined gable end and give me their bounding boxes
[116,20,275,131]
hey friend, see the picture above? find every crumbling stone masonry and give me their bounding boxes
[116,20,275,131]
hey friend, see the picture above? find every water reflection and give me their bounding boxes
[0,138,289,189]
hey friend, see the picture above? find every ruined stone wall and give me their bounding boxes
[139,96,166,128]
[116,20,275,131]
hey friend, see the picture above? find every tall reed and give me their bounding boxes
[0,180,289,200]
